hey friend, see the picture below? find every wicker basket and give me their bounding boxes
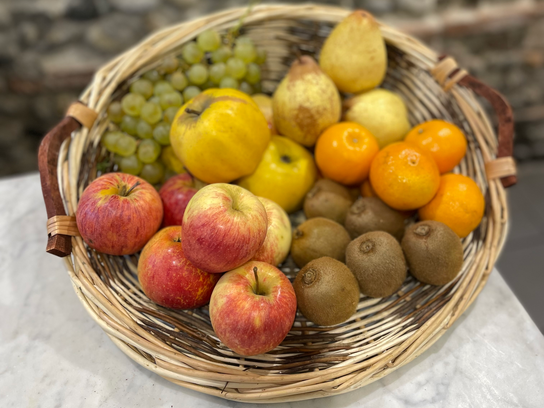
[38,4,517,403]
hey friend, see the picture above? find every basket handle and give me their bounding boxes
[434,56,517,188]
[38,102,98,257]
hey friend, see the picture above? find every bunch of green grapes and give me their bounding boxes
[102,28,267,186]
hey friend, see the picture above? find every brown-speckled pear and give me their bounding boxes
[272,56,341,147]
[319,10,387,94]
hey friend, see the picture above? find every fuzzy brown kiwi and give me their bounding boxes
[293,257,360,326]
[402,220,464,285]
[345,197,405,240]
[303,179,354,224]
[345,231,407,298]
[291,217,351,268]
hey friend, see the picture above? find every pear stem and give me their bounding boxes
[253,266,260,295]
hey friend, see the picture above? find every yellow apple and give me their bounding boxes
[237,136,317,213]
[252,93,277,135]
[170,88,270,184]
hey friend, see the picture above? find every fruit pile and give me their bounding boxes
[100,27,267,186]
[76,10,487,357]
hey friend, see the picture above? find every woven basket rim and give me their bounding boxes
[53,3,510,403]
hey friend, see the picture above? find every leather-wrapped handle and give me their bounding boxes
[38,102,97,257]
[435,55,517,188]
[458,74,517,188]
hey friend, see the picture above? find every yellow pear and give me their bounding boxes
[320,10,387,94]
[272,56,341,147]
[344,89,411,148]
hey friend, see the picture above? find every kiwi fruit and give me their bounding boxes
[291,217,351,268]
[294,257,360,326]
[402,220,463,285]
[346,231,407,298]
[345,197,405,241]
[303,179,354,224]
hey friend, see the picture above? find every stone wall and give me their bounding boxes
[1,0,543,176]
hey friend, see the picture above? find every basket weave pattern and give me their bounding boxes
[52,5,510,403]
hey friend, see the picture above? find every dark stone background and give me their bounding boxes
[1,0,544,176]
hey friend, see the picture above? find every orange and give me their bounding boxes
[419,173,485,238]
[361,179,375,198]
[404,119,467,174]
[315,122,379,186]
[369,142,440,210]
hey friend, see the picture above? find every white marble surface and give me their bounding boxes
[1,173,544,408]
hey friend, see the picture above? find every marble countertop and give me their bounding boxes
[1,173,544,408]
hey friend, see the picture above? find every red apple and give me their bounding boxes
[182,184,268,273]
[76,173,163,255]
[252,197,292,266]
[138,226,220,309]
[159,173,198,227]
[209,261,297,356]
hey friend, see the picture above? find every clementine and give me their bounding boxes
[404,119,467,174]
[315,122,379,186]
[419,173,485,238]
[369,142,440,210]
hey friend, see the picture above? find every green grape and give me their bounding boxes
[137,139,162,163]
[183,86,201,102]
[201,80,215,90]
[113,154,124,165]
[209,62,227,84]
[239,81,253,95]
[234,43,257,64]
[153,122,171,145]
[107,101,124,123]
[255,48,267,65]
[182,41,204,64]
[220,77,239,89]
[197,29,221,52]
[211,46,232,63]
[130,79,154,99]
[170,70,189,91]
[119,154,143,175]
[136,119,153,139]
[140,162,165,185]
[187,63,209,85]
[160,56,179,74]
[121,93,146,117]
[245,63,261,84]
[143,70,161,82]
[102,131,123,152]
[141,102,163,125]
[148,95,160,105]
[121,115,138,136]
[153,80,175,97]
[160,91,183,110]
[115,134,137,157]
[226,57,247,79]
[163,106,179,124]
[235,36,253,46]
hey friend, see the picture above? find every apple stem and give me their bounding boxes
[126,181,141,195]
[253,266,260,296]
[185,107,201,116]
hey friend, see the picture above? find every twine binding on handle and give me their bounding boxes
[431,56,468,92]
[485,157,517,181]
[66,102,98,129]
[47,215,80,237]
